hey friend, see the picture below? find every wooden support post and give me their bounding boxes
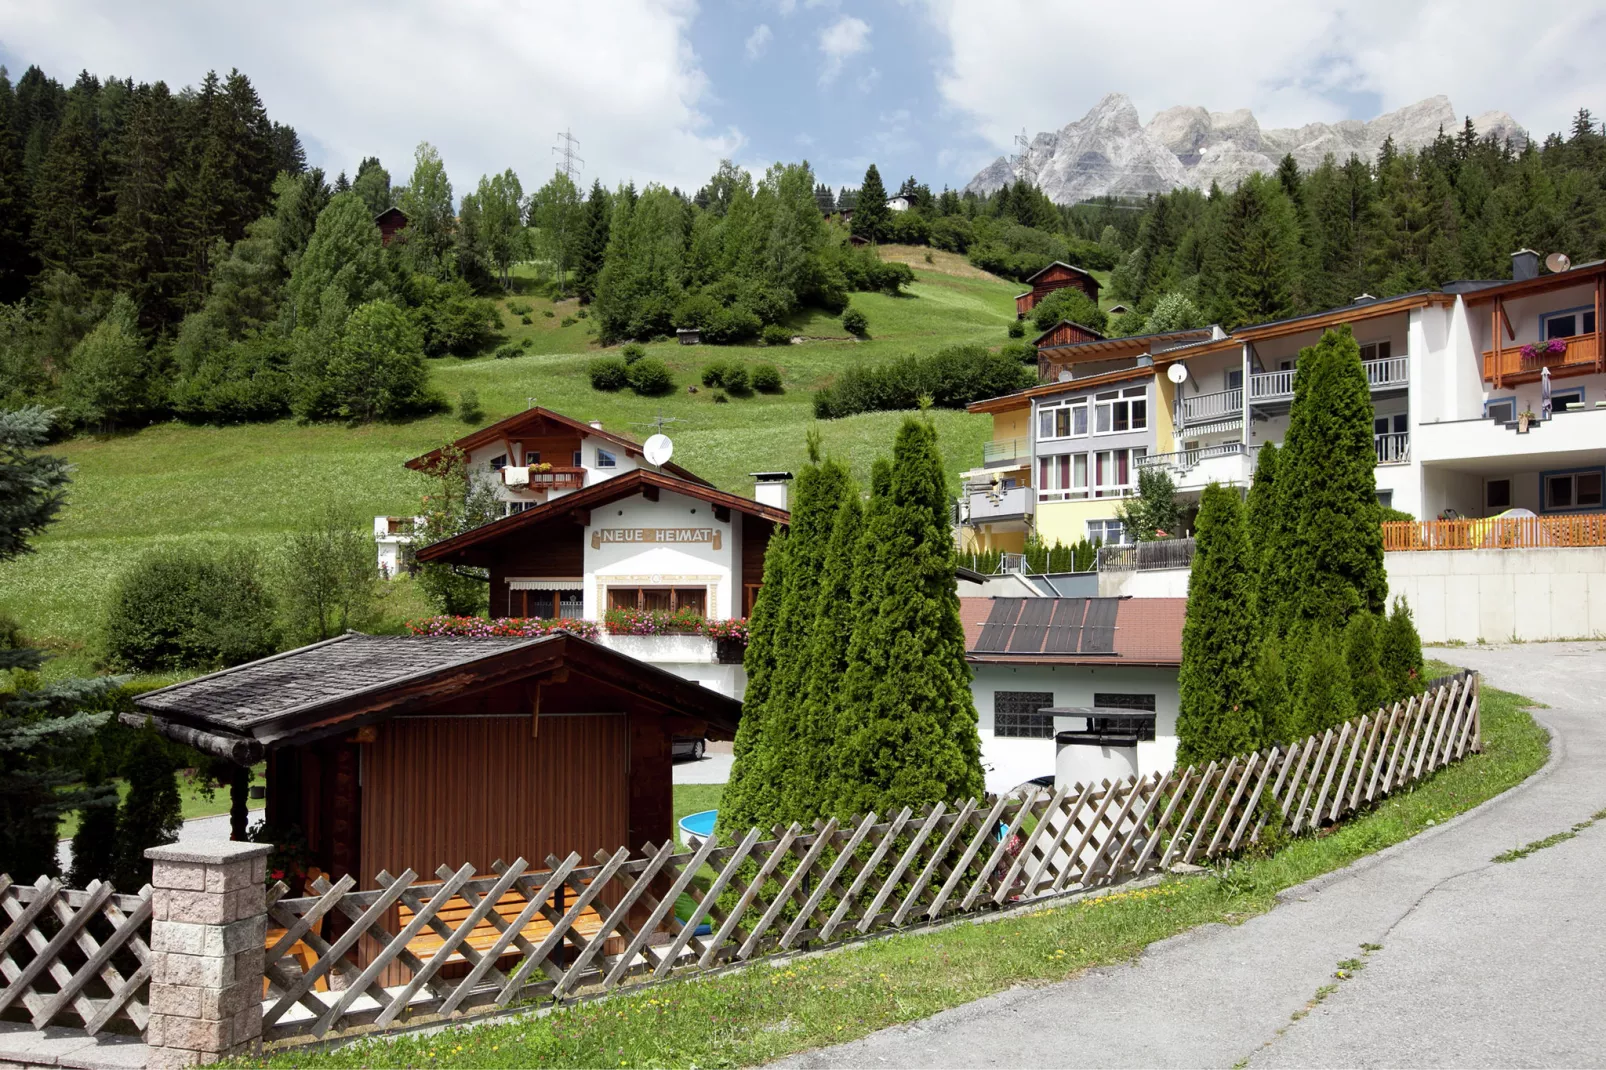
[1492,300,1502,388]
[229,764,249,842]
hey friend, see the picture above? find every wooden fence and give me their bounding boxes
[1383,513,1606,551]
[0,876,153,1034]
[255,671,1480,1044]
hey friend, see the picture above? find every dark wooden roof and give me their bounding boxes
[403,406,709,486]
[1023,261,1098,286]
[1032,319,1106,347]
[134,632,742,749]
[415,468,788,565]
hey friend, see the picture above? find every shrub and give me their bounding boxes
[627,357,674,396]
[1379,597,1425,699]
[762,323,793,347]
[842,307,869,338]
[113,719,182,890]
[701,362,729,388]
[457,389,484,424]
[588,356,629,390]
[713,391,728,403]
[520,314,532,324]
[813,344,1033,419]
[621,342,646,365]
[105,546,278,673]
[577,309,588,319]
[1030,287,1108,335]
[751,363,783,393]
[1000,340,1036,363]
[1007,319,1025,338]
[543,309,555,318]
[561,315,577,327]
[493,343,520,359]
[722,363,751,395]
[507,300,533,315]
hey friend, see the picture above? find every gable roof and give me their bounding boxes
[375,206,408,223]
[403,406,710,486]
[966,364,1157,415]
[1458,260,1606,305]
[960,596,1184,666]
[1032,320,1106,346]
[134,631,742,750]
[414,468,789,564]
[1023,261,1098,286]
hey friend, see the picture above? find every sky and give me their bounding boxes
[2,0,1604,202]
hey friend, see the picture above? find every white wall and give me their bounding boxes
[1098,567,1190,598]
[970,663,1180,795]
[584,490,738,619]
[1386,547,1606,643]
[595,634,748,699]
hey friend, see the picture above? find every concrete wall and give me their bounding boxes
[1386,547,1606,643]
[595,634,747,699]
[1098,567,1191,598]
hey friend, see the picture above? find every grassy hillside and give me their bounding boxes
[2,260,1019,678]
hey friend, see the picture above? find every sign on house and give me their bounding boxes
[591,527,723,550]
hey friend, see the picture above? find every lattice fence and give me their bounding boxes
[256,671,1479,1042]
[0,876,153,1034]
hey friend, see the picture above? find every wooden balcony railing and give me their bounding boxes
[1483,333,1602,385]
[1383,513,1606,551]
[527,465,586,490]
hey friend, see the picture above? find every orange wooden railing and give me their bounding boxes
[1482,333,1601,385]
[1383,513,1606,551]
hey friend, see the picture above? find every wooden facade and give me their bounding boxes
[1034,320,1104,350]
[1014,262,1101,319]
[375,207,409,247]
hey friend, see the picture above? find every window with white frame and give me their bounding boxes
[489,453,509,471]
[595,447,617,468]
[1087,518,1128,544]
[1092,447,1145,497]
[1093,387,1148,435]
[1541,306,1598,341]
[1542,468,1604,513]
[1037,400,1089,440]
[1037,453,1089,501]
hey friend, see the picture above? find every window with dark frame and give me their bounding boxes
[607,586,708,614]
[994,691,1056,738]
[1091,693,1157,740]
[1544,469,1604,512]
[1486,479,1512,510]
[515,588,584,620]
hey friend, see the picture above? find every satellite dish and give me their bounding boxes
[1057,369,1073,383]
[1167,363,1189,384]
[1546,252,1572,274]
[643,434,674,467]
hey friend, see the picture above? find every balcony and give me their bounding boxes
[504,465,586,491]
[1375,432,1410,465]
[982,437,1030,468]
[1177,388,1242,428]
[959,484,1035,526]
[1138,442,1254,490]
[1248,356,1410,405]
[1482,333,1601,385]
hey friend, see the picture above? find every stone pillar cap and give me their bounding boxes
[145,842,274,865]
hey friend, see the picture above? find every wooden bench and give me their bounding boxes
[396,888,605,965]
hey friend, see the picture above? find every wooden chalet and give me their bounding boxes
[132,633,741,887]
[1033,320,1105,351]
[1014,261,1102,319]
[375,207,409,247]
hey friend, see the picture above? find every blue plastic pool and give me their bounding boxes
[679,809,717,843]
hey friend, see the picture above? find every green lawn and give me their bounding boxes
[250,665,1546,1070]
[1,262,1018,679]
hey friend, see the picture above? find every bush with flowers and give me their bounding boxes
[603,607,750,643]
[1520,338,1568,360]
[405,615,601,640]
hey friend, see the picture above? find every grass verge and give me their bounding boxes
[246,669,1546,1070]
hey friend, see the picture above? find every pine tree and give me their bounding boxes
[1274,326,1388,635]
[718,528,787,836]
[574,179,612,302]
[1175,483,1263,765]
[352,156,391,216]
[0,407,114,881]
[1379,597,1425,701]
[851,164,890,243]
[0,68,35,303]
[1207,173,1300,328]
[396,141,456,279]
[105,81,184,333]
[283,191,388,331]
[29,73,105,285]
[832,418,983,817]
[1343,611,1388,717]
[67,740,120,887]
[114,719,182,890]
[1289,624,1353,739]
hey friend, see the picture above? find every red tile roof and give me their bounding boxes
[959,596,1185,666]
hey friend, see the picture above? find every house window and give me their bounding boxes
[489,453,509,471]
[1087,518,1127,544]
[608,586,707,614]
[1485,398,1516,423]
[504,501,539,516]
[1093,386,1148,434]
[1226,369,1244,390]
[1486,479,1512,510]
[1541,306,1598,340]
[1552,388,1585,413]
[1091,693,1157,740]
[596,448,618,468]
[573,449,584,466]
[994,691,1056,738]
[1358,340,1393,362]
[1039,401,1088,440]
[1037,453,1088,501]
[1376,490,1394,508]
[526,450,540,464]
[515,589,584,619]
[1542,468,1604,513]
[1093,447,1144,497]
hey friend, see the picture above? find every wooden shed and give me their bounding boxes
[131,632,741,889]
[1014,261,1102,318]
[375,206,409,247]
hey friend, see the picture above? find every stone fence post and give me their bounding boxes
[144,841,272,1067]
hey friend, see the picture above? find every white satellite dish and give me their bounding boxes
[1546,251,1572,274]
[643,434,674,467]
[1167,363,1189,384]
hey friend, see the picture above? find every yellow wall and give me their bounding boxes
[1154,376,1176,454]
[993,406,1030,444]
[1035,497,1127,546]
[960,526,1028,554]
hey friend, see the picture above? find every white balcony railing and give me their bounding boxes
[1366,355,1410,389]
[1178,388,1242,426]
[982,437,1030,467]
[1137,441,1249,471]
[1375,432,1410,465]
[1248,356,1409,405]
[960,485,1035,525]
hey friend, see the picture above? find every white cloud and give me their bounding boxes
[744,23,773,61]
[855,66,882,94]
[0,0,741,193]
[818,15,871,85]
[916,0,1606,152]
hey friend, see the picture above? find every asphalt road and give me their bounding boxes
[782,643,1606,1069]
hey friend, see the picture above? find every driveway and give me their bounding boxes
[783,643,1606,1069]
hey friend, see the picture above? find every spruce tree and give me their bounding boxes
[352,155,391,216]
[574,179,612,302]
[68,740,120,887]
[832,418,983,817]
[29,75,104,286]
[1379,597,1425,701]
[114,719,183,889]
[1275,326,1388,635]
[851,164,890,243]
[718,528,787,836]
[0,68,34,304]
[1175,483,1263,765]
[1289,624,1354,739]
[1343,611,1388,717]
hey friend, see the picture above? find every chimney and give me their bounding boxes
[751,472,793,511]
[589,420,604,430]
[1511,249,1540,281]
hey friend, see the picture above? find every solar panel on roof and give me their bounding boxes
[975,599,1023,653]
[1081,598,1118,653]
[1044,598,1089,654]
[1007,598,1056,653]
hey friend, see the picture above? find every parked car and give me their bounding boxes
[672,735,707,761]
